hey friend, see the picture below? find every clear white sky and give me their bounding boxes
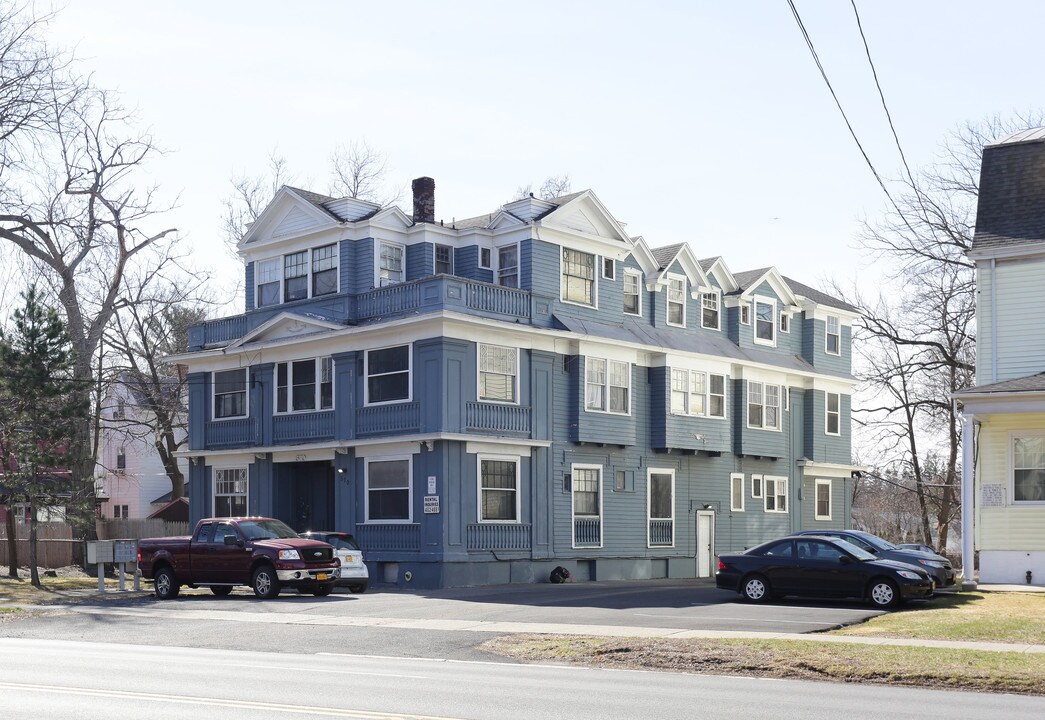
[44,1,1045,300]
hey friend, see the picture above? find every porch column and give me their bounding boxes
[961,413,977,589]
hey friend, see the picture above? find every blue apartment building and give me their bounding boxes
[175,177,860,588]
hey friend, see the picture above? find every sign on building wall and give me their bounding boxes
[424,495,440,514]
[981,484,1005,507]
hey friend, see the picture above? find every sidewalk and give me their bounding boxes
[979,583,1045,593]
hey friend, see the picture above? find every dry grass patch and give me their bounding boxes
[832,591,1045,644]
[0,574,147,604]
[485,634,1045,695]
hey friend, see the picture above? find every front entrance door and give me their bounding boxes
[696,511,715,578]
[280,461,334,533]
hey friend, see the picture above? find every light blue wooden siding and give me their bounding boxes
[735,280,783,351]
[573,356,637,446]
[802,390,852,464]
[244,262,255,312]
[406,243,428,280]
[521,239,533,291]
[726,305,741,344]
[619,255,652,324]
[800,474,850,530]
[530,239,630,325]
[352,238,376,293]
[649,367,731,452]
[801,317,851,375]
[454,245,493,282]
[732,379,790,458]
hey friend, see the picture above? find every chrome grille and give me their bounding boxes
[302,547,333,563]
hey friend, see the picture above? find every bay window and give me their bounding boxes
[586,357,629,414]
[747,381,782,430]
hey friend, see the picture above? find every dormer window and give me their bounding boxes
[740,302,751,325]
[311,244,338,296]
[257,259,281,307]
[667,276,686,327]
[562,248,595,306]
[435,244,453,275]
[378,241,404,286]
[779,312,790,333]
[753,297,776,346]
[701,292,720,330]
[256,244,339,307]
[498,245,519,288]
[284,251,309,301]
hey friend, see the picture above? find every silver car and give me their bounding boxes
[299,531,369,593]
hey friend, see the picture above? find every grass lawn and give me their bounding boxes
[831,591,1045,644]
[485,634,1045,695]
[0,575,147,604]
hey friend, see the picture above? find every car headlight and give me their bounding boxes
[896,570,922,580]
[277,549,301,560]
[917,559,944,568]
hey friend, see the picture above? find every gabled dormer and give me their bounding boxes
[644,242,714,331]
[726,267,802,351]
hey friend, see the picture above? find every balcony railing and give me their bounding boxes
[466,523,532,551]
[356,402,421,436]
[204,418,258,448]
[354,523,421,552]
[648,519,674,547]
[273,411,335,444]
[356,282,422,319]
[573,516,602,547]
[465,282,530,318]
[465,402,531,435]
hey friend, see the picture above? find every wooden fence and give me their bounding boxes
[0,523,75,568]
[96,519,190,541]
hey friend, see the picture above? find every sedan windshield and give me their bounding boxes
[859,533,897,551]
[239,519,299,540]
[834,538,875,561]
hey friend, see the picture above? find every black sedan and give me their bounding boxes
[794,529,956,589]
[716,535,934,608]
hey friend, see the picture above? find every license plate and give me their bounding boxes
[317,573,328,581]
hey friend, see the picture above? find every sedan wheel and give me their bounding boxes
[742,575,770,603]
[869,579,899,608]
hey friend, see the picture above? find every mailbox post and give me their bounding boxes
[85,539,139,592]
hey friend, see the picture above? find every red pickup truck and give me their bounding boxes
[138,517,340,599]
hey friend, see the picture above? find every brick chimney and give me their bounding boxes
[412,176,435,224]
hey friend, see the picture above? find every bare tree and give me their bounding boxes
[846,112,1041,550]
[329,140,401,205]
[512,174,572,202]
[220,150,293,254]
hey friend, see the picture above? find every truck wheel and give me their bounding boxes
[312,584,333,597]
[252,565,281,599]
[154,567,179,600]
[211,586,233,597]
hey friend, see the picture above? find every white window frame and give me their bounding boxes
[585,357,630,415]
[825,392,841,436]
[255,257,283,307]
[602,257,615,280]
[570,463,603,549]
[826,315,841,355]
[311,242,339,297]
[730,473,745,512]
[666,274,686,327]
[1010,432,1045,505]
[213,467,248,517]
[708,373,727,419]
[740,302,751,325]
[701,291,721,330]
[497,243,519,288]
[476,454,521,523]
[364,344,412,406]
[561,247,597,308]
[212,368,249,421]
[376,240,405,287]
[364,455,413,524]
[753,296,777,347]
[751,473,763,499]
[479,247,492,269]
[764,475,788,513]
[747,381,782,431]
[815,479,833,520]
[646,468,676,548]
[623,269,642,316]
[274,357,334,414]
[477,343,519,405]
[779,311,790,334]
[255,245,340,308]
[434,243,453,275]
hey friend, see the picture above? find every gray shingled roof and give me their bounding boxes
[730,268,772,293]
[285,186,343,222]
[972,129,1045,252]
[781,276,860,313]
[699,256,721,271]
[958,372,1045,395]
[650,243,686,270]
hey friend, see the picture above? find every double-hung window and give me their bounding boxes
[764,476,788,513]
[815,479,832,519]
[708,374,726,417]
[754,298,776,346]
[366,458,411,521]
[730,473,745,511]
[825,392,840,435]
[667,276,686,326]
[623,270,642,316]
[1013,435,1045,503]
[213,369,248,419]
[779,312,790,333]
[478,344,518,403]
[701,292,720,330]
[275,357,333,413]
[284,251,309,301]
[378,242,404,286]
[498,245,519,288]
[311,244,338,296]
[435,244,453,275]
[214,468,248,516]
[740,303,751,325]
[602,257,615,280]
[478,457,519,522]
[562,248,595,305]
[256,258,282,307]
[365,345,411,404]
[747,381,781,430]
[585,357,629,414]
[826,315,841,355]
